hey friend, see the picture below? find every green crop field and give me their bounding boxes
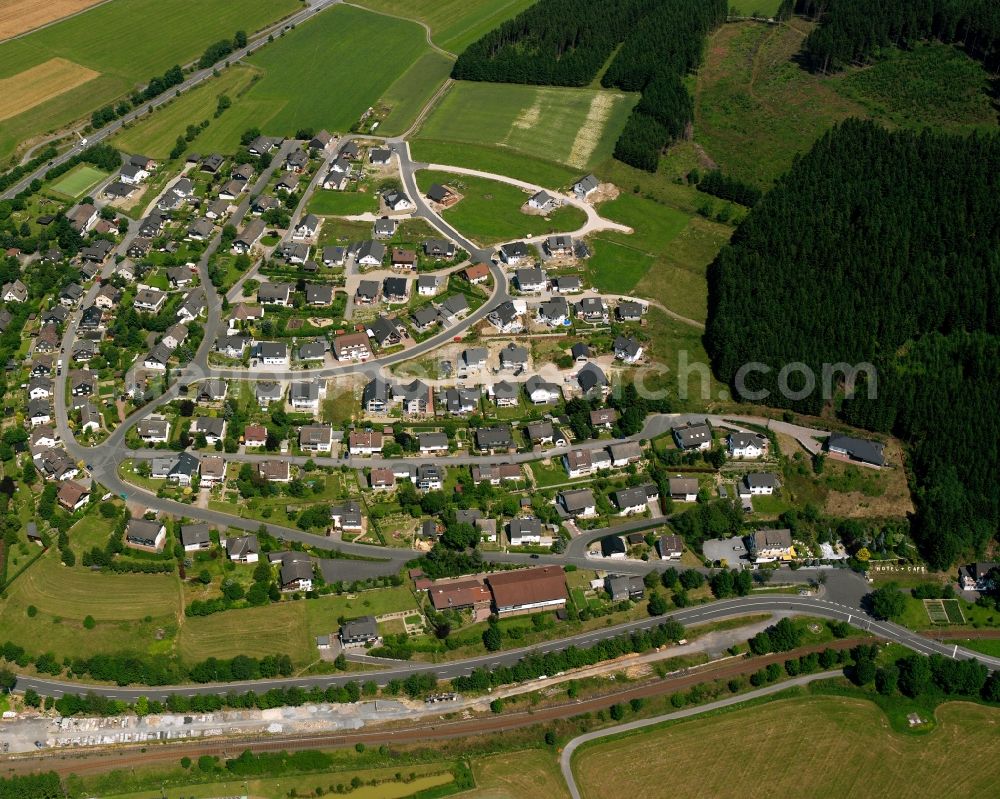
[416,81,637,171]
[111,65,260,159]
[573,697,1000,799]
[190,5,432,154]
[354,0,539,54]
[416,168,586,246]
[48,163,108,198]
[0,0,300,162]
[727,0,783,15]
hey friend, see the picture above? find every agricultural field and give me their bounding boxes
[417,81,637,171]
[573,697,1000,799]
[111,65,260,159]
[410,139,580,190]
[693,20,999,189]
[0,0,300,162]
[47,163,108,198]
[377,51,455,136]
[354,0,539,54]
[190,5,432,154]
[415,168,586,246]
[0,0,106,42]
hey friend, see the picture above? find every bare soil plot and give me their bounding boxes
[0,57,98,120]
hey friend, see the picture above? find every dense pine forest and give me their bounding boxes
[796,0,1000,73]
[705,120,1000,568]
[451,0,728,171]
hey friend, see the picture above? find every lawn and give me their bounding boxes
[192,5,432,154]
[0,0,300,161]
[111,65,260,159]
[416,168,586,246]
[304,587,419,638]
[417,81,637,171]
[573,697,1000,799]
[353,0,539,54]
[48,163,108,198]
[378,50,455,136]
[727,0,783,14]
[0,548,181,658]
[176,601,315,665]
[308,188,379,216]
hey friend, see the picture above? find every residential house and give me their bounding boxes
[57,481,90,512]
[233,218,266,254]
[745,472,779,496]
[573,174,599,199]
[227,535,260,563]
[254,380,283,409]
[746,529,795,563]
[524,375,561,405]
[191,416,226,445]
[439,293,468,321]
[601,536,627,559]
[525,420,554,446]
[491,380,519,408]
[168,452,200,486]
[571,342,591,362]
[396,379,431,415]
[369,147,391,165]
[299,425,333,453]
[137,418,170,443]
[617,300,644,322]
[294,214,320,240]
[673,422,712,451]
[728,431,768,459]
[609,441,642,467]
[258,460,291,483]
[657,534,684,560]
[418,432,449,454]
[827,433,886,467]
[590,408,617,429]
[334,332,372,361]
[462,347,488,370]
[668,477,699,502]
[382,189,413,212]
[559,488,596,517]
[161,322,188,350]
[499,241,530,265]
[330,500,363,531]
[216,334,250,359]
[416,463,443,491]
[576,296,608,323]
[340,616,380,647]
[362,377,389,413]
[244,424,268,448]
[613,335,643,364]
[382,276,409,303]
[507,517,548,546]
[349,430,383,456]
[125,517,166,552]
[368,316,402,349]
[545,235,574,257]
[289,379,323,411]
[577,362,608,397]
[373,216,397,238]
[369,468,395,490]
[538,297,569,326]
[255,341,289,366]
[180,524,211,552]
[298,341,327,362]
[487,301,522,333]
[423,239,455,260]
[135,288,167,314]
[528,190,554,210]
[472,463,522,485]
[197,379,228,403]
[552,275,582,294]
[463,263,489,284]
[475,426,513,452]
[612,486,650,516]
[515,267,546,293]
[417,274,441,296]
[199,455,226,486]
[355,240,386,267]
[391,248,417,270]
[258,282,293,307]
[304,282,334,307]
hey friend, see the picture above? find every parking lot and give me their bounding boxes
[703,536,749,568]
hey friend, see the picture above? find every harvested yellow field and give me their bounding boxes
[575,697,1000,799]
[0,0,106,41]
[0,57,99,120]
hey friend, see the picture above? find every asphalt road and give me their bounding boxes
[0,0,342,199]
[14,579,1000,700]
[559,670,845,799]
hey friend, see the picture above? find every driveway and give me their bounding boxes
[703,536,748,568]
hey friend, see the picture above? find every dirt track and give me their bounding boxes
[0,638,862,780]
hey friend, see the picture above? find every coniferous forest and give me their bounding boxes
[796,0,1000,73]
[451,0,728,171]
[705,120,1000,569]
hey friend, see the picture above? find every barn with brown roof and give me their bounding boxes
[486,566,567,617]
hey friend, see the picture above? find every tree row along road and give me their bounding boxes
[13,594,1000,700]
[2,655,853,779]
